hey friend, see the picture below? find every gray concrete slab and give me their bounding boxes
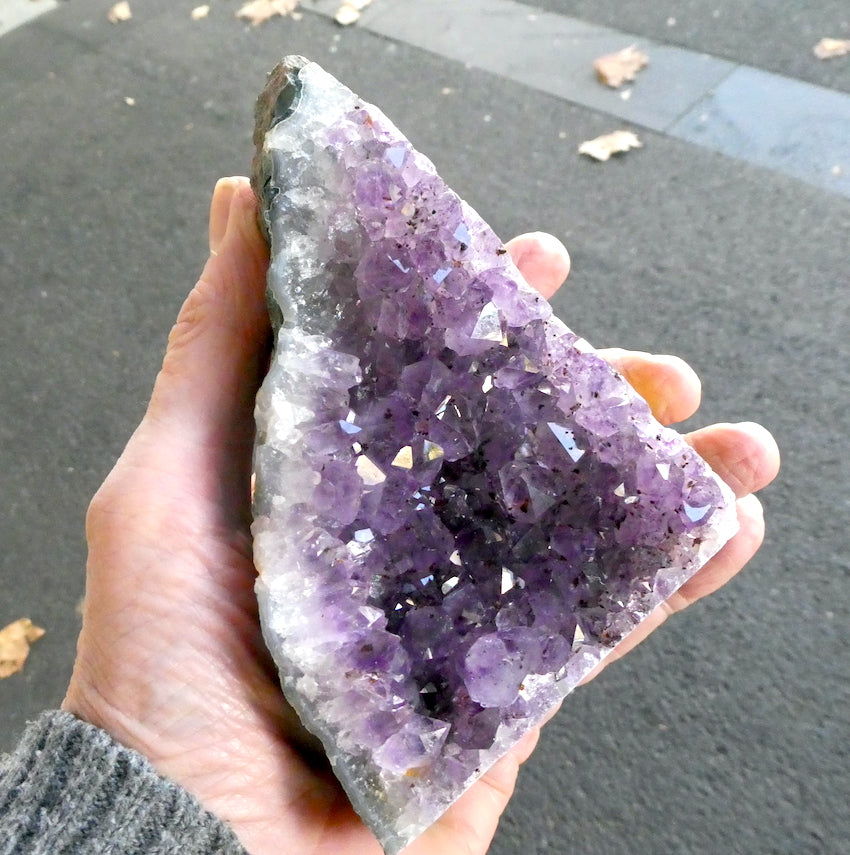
[1,1,849,854]
[671,65,850,195]
[0,0,56,38]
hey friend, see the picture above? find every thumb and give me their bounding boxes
[145,177,270,455]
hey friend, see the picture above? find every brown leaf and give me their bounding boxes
[578,130,642,162]
[813,38,850,60]
[594,45,649,88]
[107,1,132,23]
[236,0,299,26]
[0,619,45,679]
[335,0,372,25]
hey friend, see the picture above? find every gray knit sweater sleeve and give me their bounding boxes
[0,711,249,855]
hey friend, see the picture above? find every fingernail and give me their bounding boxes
[209,177,241,255]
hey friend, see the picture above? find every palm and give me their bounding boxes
[64,179,779,855]
[70,431,525,855]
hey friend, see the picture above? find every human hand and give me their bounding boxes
[63,176,779,855]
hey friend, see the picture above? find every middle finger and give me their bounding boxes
[598,347,702,425]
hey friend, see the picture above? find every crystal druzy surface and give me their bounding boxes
[250,57,738,854]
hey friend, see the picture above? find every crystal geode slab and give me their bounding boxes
[250,57,738,854]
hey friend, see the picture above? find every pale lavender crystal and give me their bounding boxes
[250,56,738,854]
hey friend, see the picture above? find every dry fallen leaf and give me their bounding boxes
[814,38,850,59]
[335,5,360,25]
[107,1,132,23]
[236,0,299,26]
[594,45,649,88]
[335,0,371,25]
[0,619,45,679]
[191,5,210,20]
[578,130,642,162]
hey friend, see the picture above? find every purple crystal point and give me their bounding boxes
[250,56,738,854]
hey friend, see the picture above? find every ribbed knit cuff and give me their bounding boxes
[0,711,249,855]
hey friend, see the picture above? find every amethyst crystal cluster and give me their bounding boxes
[250,57,738,853]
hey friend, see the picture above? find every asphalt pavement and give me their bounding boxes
[1,2,848,854]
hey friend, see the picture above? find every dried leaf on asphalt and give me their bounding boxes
[335,0,372,26]
[236,0,299,26]
[107,1,132,23]
[191,5,210,20]
[813,38,850,59]
[0,619,45,679]
[594,45,649,88]
[578,130,642,162]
